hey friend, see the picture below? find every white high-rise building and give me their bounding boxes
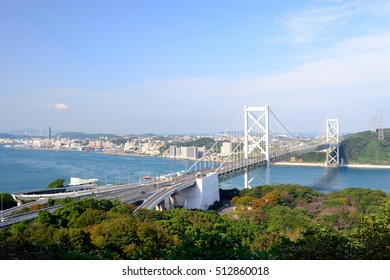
[221,142,233,156]
[180,146,198,159]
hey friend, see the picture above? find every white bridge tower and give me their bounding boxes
[244,105,270,188]
[326,119,340,166]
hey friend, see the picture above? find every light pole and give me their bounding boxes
[185,160,188,180]
[1,195,3,220]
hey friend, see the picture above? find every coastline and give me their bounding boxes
[274,162,390,169]
[3,146,390,169]
[1,145,199,161]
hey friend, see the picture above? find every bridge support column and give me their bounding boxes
[164,195,175,210]
[244,105,270,188]
[155,202,165,211]
[326,119,340,166]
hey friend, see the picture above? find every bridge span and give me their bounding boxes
[133,105,341,213]
[1,105,341,225]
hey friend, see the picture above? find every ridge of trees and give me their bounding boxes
[159,137,217,154]
[0,184,388,260]
[296,129,390,164]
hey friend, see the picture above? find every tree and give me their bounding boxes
[37,210,52,225]
[0,193,17,210]
[47,179,65,189]
[350,204,390,259]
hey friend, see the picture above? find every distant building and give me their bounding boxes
[103,141,113,149]
[169,145,182,157]
[123,141,133,151]
[169,145,176,157]
[180,146,198,159]
[88,140,103,149]
[180,146,188,158]
[197,146,206,158]
[221,142,233,156]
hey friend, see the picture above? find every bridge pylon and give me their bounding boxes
[326,118,340,166]
[244,105,270,188]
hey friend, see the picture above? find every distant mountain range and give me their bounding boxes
[2,127,331,139]
[0,133,20,139]
[54,132,119,139]
[0,128,159,140]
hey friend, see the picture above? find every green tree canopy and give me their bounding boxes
[47,179,65,189]
[0,193,17,210]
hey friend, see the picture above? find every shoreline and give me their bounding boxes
[1,146,203,161]
[274,162,390,169]
[3,146,390,169]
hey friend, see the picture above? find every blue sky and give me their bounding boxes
[1,0,389,135]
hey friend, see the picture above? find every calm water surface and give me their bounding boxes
[1,146,389,194]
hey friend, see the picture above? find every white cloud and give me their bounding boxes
[280,3,353,44]
[119,30,390,129]
[134,32,390,96]
[274,0,390,45]
[50,103,69,111]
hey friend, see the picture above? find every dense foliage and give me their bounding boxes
[160,137,217,154]
[47,178,66,189]
[340,129,390,165]
[0,185,389,260]
[0,193,17,210]
[291,129,390,164]
[298,152,326,163]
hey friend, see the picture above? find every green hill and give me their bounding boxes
[340,129,390,165]
[55,132,118,140]
[298,128,390,165]
[159,137,217,154]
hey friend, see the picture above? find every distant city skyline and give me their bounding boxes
[1,0,389,135]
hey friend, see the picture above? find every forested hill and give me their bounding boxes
[299,128,390,165]
[340,128,390,165]
[0,185,388,260]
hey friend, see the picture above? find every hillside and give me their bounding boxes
[0,184,388,260]
[340,129,390,165]
[297,128,390,165]
[54,132,118,140]
[159,137,217,154]
[0,133,20,139]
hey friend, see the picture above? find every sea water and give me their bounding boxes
[1,146,389,194]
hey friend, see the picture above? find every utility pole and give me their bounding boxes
[378,109,384,141]
[370,109,385,140]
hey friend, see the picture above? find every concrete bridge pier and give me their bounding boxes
[175,172,220,210]
[155,194,176,211]
[155,202,165,211]
[165,195,175,210]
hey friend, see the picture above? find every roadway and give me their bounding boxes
[0,205,62,228]
[0,179,174,227]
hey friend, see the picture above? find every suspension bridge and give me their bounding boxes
[133,105,340,213]
[2,105,341,227]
